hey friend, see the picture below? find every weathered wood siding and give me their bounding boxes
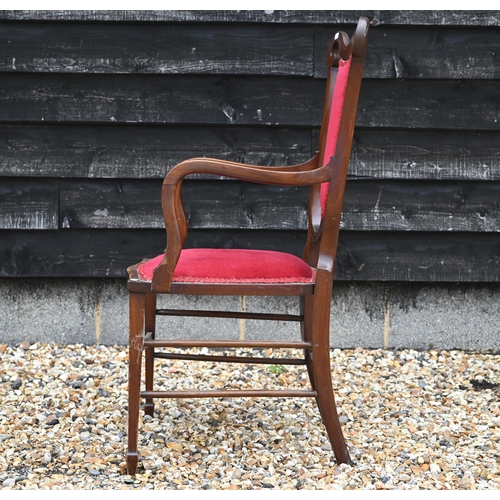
[1,10,499,281]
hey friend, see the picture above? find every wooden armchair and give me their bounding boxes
[126,17,370,475]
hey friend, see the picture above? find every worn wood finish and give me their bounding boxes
[0,124,311,178]
[335,232,500,282]
[356,80,500,131]
[342,180,500,233]
[0,179,59,230]
[59,179,309,230]
[2,75,500,130]
[0,73,324,125]
[0,23,313,75]
[58,178,500,232]
[3,22,500,80]
[2,127,499,181]
[348,130,500,181]
[127,292,145,474]
[2,11,498,26]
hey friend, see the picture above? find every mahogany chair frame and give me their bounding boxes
[125,17,370,475]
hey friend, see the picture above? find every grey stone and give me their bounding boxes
[0,279,499,350]
[387,283,500,350]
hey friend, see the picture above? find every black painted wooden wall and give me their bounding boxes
[1,10,499,281]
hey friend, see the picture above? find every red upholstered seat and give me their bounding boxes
[138,248,316,284]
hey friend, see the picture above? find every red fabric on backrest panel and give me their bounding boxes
[320,56,352,216]
[138,248,316,284]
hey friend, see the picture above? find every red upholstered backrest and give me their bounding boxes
[320,56,352,216]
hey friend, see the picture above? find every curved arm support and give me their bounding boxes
[164,154,320,186]
[151,154,328,292]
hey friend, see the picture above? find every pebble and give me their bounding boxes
[0,343,499,490]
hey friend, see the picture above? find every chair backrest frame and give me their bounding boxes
[303,17,370,278]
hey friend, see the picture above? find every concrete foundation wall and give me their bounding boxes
[0,279,499,350]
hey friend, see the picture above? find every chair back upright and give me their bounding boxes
[304,17,370,273]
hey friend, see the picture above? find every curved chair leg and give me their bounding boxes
[144,293,156,417]
[311,343,352,465]
[307,290,352,465]
[127,292,146,476]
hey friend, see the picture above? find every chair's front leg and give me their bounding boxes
[144,293,157,417]
[127,292,146,476]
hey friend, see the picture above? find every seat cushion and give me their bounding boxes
[138,248,316,284]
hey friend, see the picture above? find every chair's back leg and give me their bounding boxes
[127,292,146,476]
[144,293,157,417]
[300,295,317,392]
[308,285,352,465]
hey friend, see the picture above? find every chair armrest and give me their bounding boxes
[151,154,329,292]
[163,153,321,185]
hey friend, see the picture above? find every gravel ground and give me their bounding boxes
[0,341,499,490]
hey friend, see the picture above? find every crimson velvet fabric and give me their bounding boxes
[138,248,315,284]
[320,56,352,216]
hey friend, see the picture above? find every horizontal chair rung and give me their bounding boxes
[141,389,317,399]
[156,309,303,322]
[143,340,313,349]
[154,352,307,365]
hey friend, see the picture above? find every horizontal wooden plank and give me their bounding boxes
[0,73,322,125]
[1,229,499,282]
[348,130,500,181]
[58,179,500,233]
[0,179,58,229]
[1,11,498,26]
[357,80,500,131]
[0,23,313,76]
[342,180,500,232]
[316,26,500,79]
[0,124,312,178]
[0,229,307,277]
[1,22,497,80]
[59,180,309,230]
[1,75,499,130]
[336,231,500,282]
[2,126,499,181]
